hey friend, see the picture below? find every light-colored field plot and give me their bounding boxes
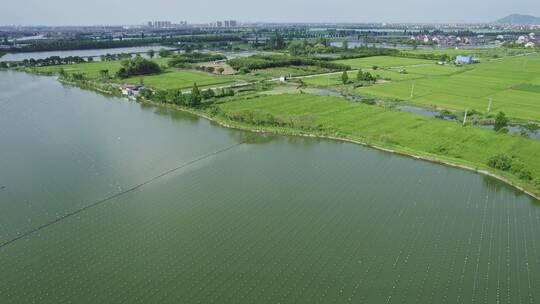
[359,53,540,121]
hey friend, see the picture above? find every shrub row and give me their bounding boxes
[487,154,534,182]
[225,109,322,131]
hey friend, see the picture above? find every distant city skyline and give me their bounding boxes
[1,0,539,26]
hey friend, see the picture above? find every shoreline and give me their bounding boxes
[45,75,540,202]
[140,99,540,202]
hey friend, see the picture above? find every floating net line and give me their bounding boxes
[0,139,248,250]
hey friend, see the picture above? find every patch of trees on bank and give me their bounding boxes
[140,83,235,108]
[168,53,227,68]
[116,57,161,78]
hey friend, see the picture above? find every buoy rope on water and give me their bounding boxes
[0,139,250,250]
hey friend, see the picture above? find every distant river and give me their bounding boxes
[0,45,170,61]
[0,70,539,303]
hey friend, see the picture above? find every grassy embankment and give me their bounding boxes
[206,93,540,198]
[323,53,540,122]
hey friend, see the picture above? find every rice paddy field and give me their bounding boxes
[357,53,540,121]
[2,71,540,304]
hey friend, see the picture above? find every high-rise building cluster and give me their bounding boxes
[147,21,188,29]
[210,20,237,27]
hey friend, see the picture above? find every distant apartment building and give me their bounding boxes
[148,21,173,29]
[210,20,238,28]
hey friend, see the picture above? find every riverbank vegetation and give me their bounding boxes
[116,57,161,78]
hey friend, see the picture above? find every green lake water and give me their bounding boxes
[0,70,539,303]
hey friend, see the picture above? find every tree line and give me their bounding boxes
[140,83,235,108]
[228,55,350,73]
[5,35,244,53]
[167,53,227,68]
[19,56,88,67]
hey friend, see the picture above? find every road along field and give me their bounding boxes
[357,53,540,122]
[215,93,540,197]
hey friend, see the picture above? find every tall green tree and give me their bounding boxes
[494,111,509,132]
[357,70,363,81]
[147,49,155,58]
[341,70,349,84]
[158,48,172,58]
[190,83,201,107]
[99,69,109,78]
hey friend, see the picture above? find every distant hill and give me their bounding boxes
[495,14,540,25]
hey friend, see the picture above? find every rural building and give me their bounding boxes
[455,55,477,65]
[279,76,290,82]
[121,85,143,98]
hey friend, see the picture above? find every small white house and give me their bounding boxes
[121,85,143,97]
[279,76,289,82]
[525,42,536,48]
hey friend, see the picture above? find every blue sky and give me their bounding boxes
[1,0,539,25]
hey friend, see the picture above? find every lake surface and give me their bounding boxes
[0,45,169,62]
[0,70,539,303]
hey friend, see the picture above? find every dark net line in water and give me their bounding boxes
[0,139,249,250]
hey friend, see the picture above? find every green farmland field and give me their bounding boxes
[357,53,540,121]
[123,70,234,90]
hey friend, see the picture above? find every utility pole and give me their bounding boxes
[463,108,468,126]
[410,82,415,98]
[487,98,492,114]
